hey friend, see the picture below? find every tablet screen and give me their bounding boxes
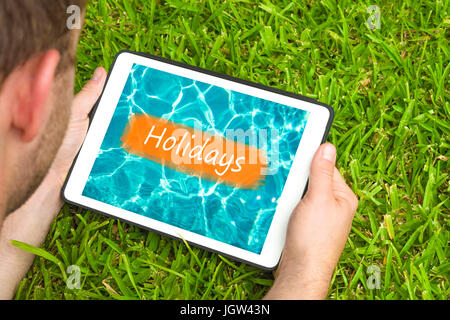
[82,63,309,254]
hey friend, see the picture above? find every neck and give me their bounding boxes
[0,179,5,229]
[0,147,6,228]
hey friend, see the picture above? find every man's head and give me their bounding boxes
[0,0,87,219]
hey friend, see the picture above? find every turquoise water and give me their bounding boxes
[82,63,309,254]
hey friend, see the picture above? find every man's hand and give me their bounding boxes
[0,67,106,299]
[264,143,358,300]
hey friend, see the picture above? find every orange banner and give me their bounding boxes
[121,114,267,189]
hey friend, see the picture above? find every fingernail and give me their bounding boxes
[92,67,102,81]
[321,143,336,162]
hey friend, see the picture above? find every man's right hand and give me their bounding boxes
[265,143,358,300]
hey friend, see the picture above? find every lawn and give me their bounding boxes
[14,0,448,299]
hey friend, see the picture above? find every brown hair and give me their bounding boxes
[0,0,87,85]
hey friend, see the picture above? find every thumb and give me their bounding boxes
[71,67,106,120]
[306,143,337,198]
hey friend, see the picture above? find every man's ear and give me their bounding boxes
[12,49,61,142]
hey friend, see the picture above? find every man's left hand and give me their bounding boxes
[0,67,106,299]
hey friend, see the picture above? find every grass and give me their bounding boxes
[13,0,448,300]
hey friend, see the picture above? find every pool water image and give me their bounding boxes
[82,63,309,254]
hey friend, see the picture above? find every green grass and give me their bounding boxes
[14,0,449,300]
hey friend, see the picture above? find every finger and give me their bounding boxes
[71,67,106,120]
[333,167,358,213]
[306,143,337,198]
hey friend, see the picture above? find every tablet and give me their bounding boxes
[63,51,333,270]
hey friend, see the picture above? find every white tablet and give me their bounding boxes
[63,51,333,270]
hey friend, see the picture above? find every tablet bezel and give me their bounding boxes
[63,51,333,270]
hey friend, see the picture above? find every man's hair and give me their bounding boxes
[0,0,87,86]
